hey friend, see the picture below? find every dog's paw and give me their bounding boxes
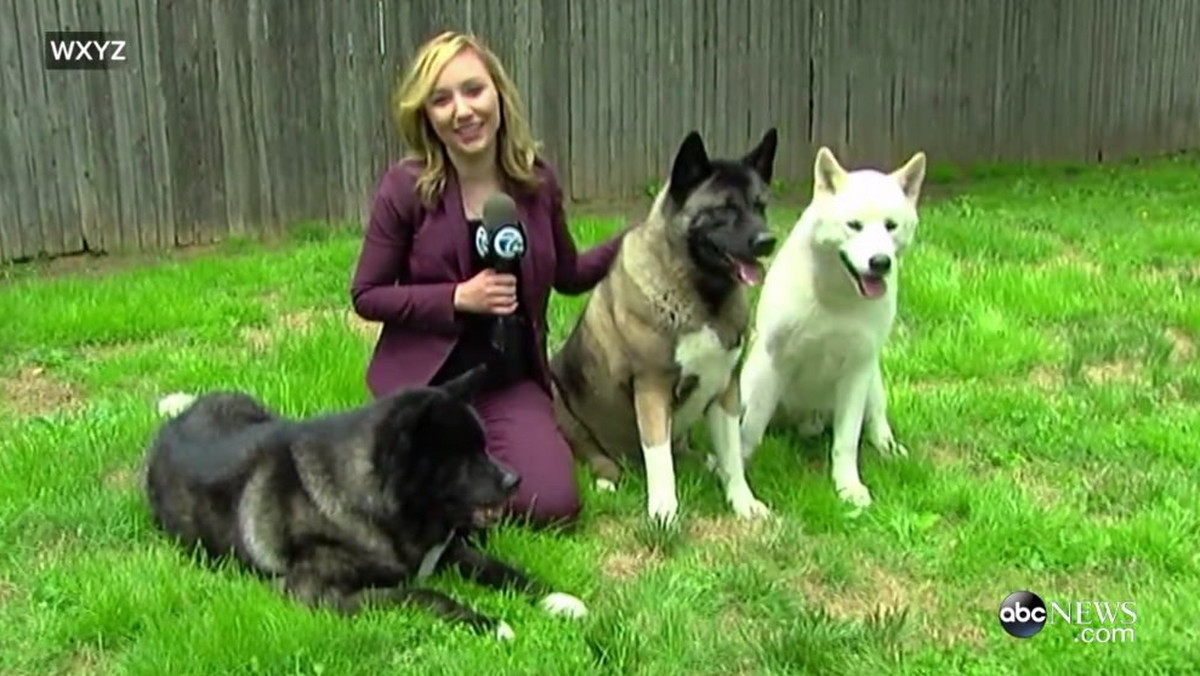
[727,484,773,519]
[156,392,196,418]
[730,494,773,520]
[836,481,873,509]
[885,441,909,458]
[877,437,909,459]
[867,431,908,459]
[595,478,617,492]
[494,620,515,641]
[647,492,679,526]
[866,424,908,459]
[540,592,588,620]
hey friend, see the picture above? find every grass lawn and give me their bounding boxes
[2,154,1198,675]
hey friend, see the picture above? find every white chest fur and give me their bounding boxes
[417,532,454,579]
[775,313,891,412]
[672,326,741,430]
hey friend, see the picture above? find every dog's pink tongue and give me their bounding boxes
[862,276,887,298]
[736,262,763,286]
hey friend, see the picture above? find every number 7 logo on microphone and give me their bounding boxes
[493,225,526,261]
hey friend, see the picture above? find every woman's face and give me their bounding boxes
[424,49,502,164]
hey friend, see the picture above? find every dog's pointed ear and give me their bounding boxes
[813,147,847,196]
[376,364,486,458]
[741,127,778,185]
[668,131,712,205]
[372,389,441,458]
[890,150,927,205]
[436,363,489,402]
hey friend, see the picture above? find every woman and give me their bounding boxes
[349,31,624,528]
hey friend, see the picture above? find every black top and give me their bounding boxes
[430,218,534,392]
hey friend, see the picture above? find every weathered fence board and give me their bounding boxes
[3,0,1199,263]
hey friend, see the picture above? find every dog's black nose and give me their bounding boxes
[868,254,892,274]
[751,232,777,257]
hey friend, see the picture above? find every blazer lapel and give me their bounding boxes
[441,170,475,279]
[513,193,541,310]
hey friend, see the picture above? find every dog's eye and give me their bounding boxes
[885,219,897,231]
[846,220,863,231]
[709,207,736,225]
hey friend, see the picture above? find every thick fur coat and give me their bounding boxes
[144,365,587,639]
[551,129,781,525]
[738,147,928,510]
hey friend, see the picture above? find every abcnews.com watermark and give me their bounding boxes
[999,590,1137,643]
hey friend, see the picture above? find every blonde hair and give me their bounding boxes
[392,31,543,206]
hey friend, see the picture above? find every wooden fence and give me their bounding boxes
[2,0,1199,264]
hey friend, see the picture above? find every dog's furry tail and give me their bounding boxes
[156,392,197,418]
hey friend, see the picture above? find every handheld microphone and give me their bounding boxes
[473,193,529,377]
[476,193,527,275]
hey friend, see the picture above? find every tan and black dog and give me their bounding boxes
[550,129,779,526]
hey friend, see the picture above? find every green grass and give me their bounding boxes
[2,153,1199,674]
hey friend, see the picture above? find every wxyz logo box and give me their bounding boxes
[44,31,129,70]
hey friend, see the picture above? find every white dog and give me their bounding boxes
[738,146,927,509]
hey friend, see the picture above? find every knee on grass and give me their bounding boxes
[507,485,582,529]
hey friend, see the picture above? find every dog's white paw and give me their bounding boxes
[156,392,196,418]
[879,438,909,459]
[647,491,679,526]
[730,493,773,520]
[836,481,873,509]
[494,621,515,641]
[540,592,588,620]
[868,431,908,459]
[865,421,908,459]
[643,442,679,526]
[595,478,617,492]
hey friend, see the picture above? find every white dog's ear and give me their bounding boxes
[890,151,927,205]
[813,147,847,196]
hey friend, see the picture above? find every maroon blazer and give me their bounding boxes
[350,157,624,398]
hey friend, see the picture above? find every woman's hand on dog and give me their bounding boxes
[454,269,518,315]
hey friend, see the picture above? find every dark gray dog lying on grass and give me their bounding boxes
[143,364,587,640]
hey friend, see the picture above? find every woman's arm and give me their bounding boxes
[545,165,628,295]
[350,164,460,334]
